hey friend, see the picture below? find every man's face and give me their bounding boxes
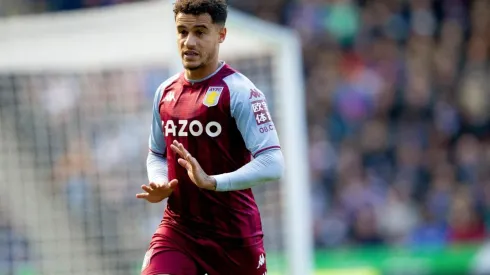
[176,13,226,71]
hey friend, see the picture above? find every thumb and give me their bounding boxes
[167,179,178,189]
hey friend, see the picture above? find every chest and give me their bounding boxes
[158,85,231,140]
[160,85,228,119]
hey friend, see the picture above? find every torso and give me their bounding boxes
[156,64,263,246]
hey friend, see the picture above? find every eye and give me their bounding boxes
[179,30,188,36]
[196,30,204,36]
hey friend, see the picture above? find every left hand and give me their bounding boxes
[170,140,217,191]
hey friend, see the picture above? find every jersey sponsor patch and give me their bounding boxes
[203,86,224,107]
[162,120,222,137]
[251,100,271,125]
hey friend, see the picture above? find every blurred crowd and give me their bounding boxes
[304,0,490,248]
[234,0,490,248]
[2,0,490,255]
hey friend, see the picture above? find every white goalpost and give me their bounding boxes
[0,1,312,274]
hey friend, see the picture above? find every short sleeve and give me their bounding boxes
[224,73,281,157]
[148,74,180,156]
[148,85,166,157]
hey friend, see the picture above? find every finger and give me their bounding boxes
[149,182,158,189]
[188,156,200,170]
[167,179,178,189]
[141,184,154,191]
[172,140,185,155]
[178,143,192,160]
[178,158,192,170]
[136,192,149,199]
[170,143,185,158]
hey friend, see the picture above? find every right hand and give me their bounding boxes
[136,179,178,203]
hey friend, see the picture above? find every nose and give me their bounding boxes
[184,33,197,48]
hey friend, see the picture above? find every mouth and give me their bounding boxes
[183,50,199,59]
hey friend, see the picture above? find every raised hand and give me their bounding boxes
[170,140,216,191]
[136,179,178,203]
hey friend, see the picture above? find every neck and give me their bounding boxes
[185,59,220,81]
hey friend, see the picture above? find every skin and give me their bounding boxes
[136,13,226,204]
[176,13,227,80]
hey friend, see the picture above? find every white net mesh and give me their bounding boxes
[0,2,305,274]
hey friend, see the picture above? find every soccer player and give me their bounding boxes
[136,0,284,274]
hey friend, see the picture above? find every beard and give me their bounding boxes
[182,55,206,71]
[183,62,204,71]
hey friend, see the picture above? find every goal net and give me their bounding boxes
[0,1,311,274]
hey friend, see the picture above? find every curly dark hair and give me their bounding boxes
[173,0,228,25]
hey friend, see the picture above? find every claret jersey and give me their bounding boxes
[149,62,280,245]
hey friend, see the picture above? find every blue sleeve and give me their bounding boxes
[148,84,166,156]
[213,149,284,191]
[225,73,281,157]
[211,73,284,191]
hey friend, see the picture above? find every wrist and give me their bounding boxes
[207,176,217,191]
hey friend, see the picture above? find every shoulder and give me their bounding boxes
[160,72,182,90]
[222,71,257,98]
[221,70,267,109]
[154,73,181,101]
[221,71,266,110]
[220,70,268,117]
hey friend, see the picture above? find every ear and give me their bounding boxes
[218,27,227,44]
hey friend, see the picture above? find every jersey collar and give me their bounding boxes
[184,61,226,85]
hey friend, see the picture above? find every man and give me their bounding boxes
[136,0,284,274]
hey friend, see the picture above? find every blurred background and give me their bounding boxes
[1,0,490,274]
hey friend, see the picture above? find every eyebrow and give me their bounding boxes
[176,24,210,30]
